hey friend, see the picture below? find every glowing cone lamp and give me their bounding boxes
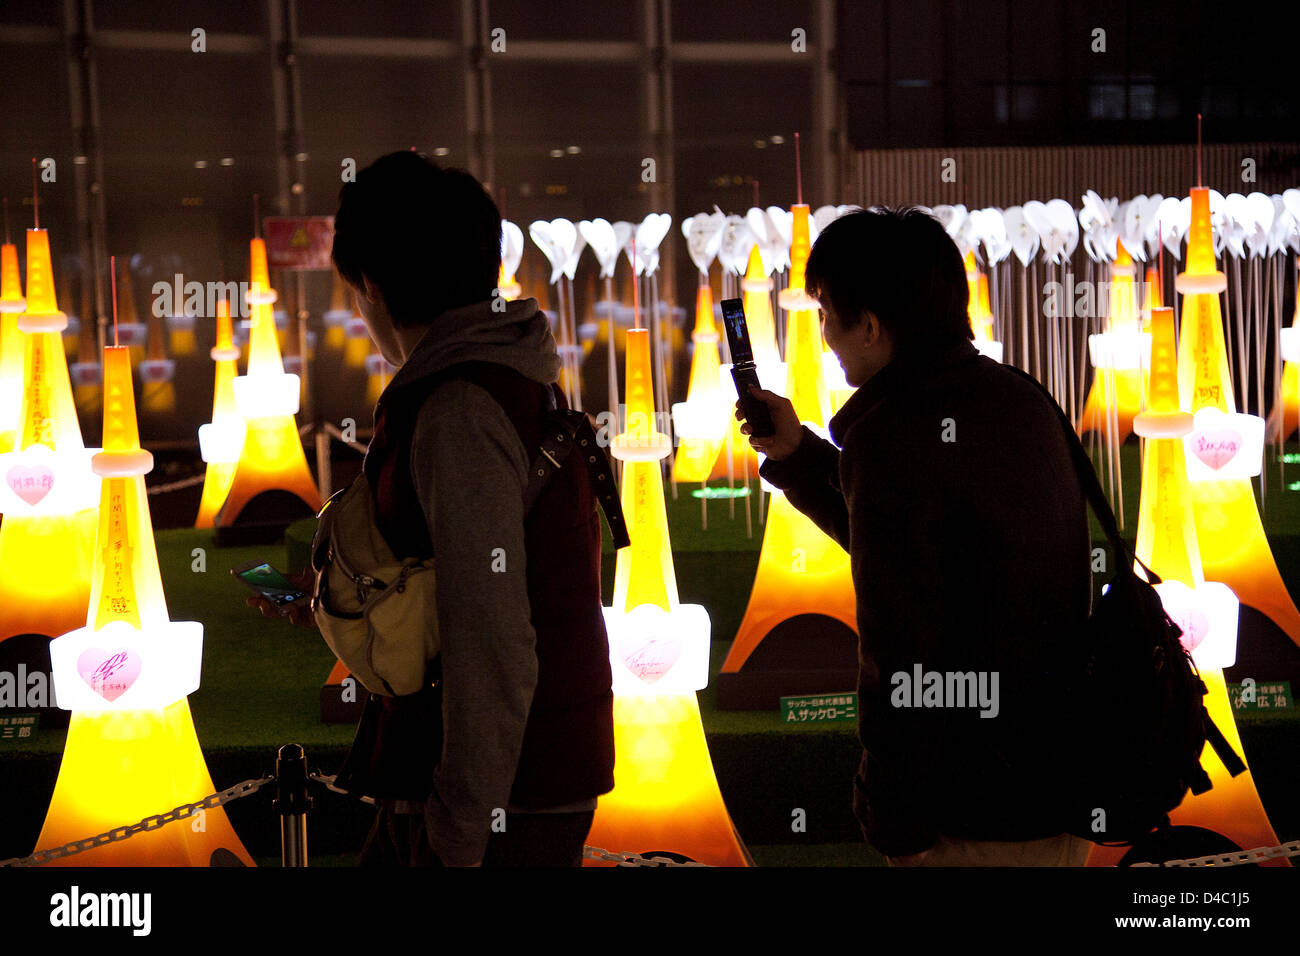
[585,328,750,867]
[139,305,176,415]
[365,345,396,407]
[69,293,102,419]
[195,299,245,528]
[0,229,101,643]
[35,346,254,866]
[113,262,148,367]
[671,281,729,483]
[1176,187,1300,648]
[708,246,779,481]
[343,302,371,369]
[1087,307,1278,865]
[1078,245,1146,441]
[322,270,350,351]
[216,240,320,527]
[497,261,521,302]
[964,251,1004,364]
[720,206,858,703]
[0,241,27,453]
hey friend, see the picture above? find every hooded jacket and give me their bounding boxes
[759,339,1093,857]
[338,296,614,866]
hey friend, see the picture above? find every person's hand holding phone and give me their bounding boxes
[245,567,318,630]
[737,386,803,460]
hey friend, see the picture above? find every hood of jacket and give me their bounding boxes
[381,296,561,401]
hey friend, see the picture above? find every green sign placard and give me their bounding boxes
[1228,681,1292,712]
[781,693,857,723]
[0,713,39,743]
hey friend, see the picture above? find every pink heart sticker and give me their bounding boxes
[1169,608,1211,653]
[1191,428,1242,470]
[617,614,683,685]
[6,464,55,506]
[77,648,142,702]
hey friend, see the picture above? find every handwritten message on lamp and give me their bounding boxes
[1182,407,1264,482]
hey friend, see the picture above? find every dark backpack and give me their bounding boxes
[1007,365,1246,846]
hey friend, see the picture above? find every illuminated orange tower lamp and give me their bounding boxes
[584,319,751,866]
[138,298,177,415]
[1077,244,1146,441]
[194,297,245,528]
[1086,305,1281,865]
[718,202,858,706]
[708,244,777,482]
[1176,185,1300,648]
[322,270,351,352]
[112,260,148,368]
[0,236,27,453]
[0,226,101,644]
[963,250,1004,364]
[38,343,254,866]
[670,233,729,484]
[215,238,321,527]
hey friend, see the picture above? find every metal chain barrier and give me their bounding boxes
[582,845,711,867]
[145,473,207,495]
[307,771,375,805]
[0,775,274,868]
[1130,839,1300,867]
[308,772,708,865]
[8,756,1288,868]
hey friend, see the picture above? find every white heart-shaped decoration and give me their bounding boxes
[717,215,756,275]
[636,213,672,255]
[529,219,576,285]
[500,220,524,279]
[766,206,794,250]
[746,207,787,275]
[1003,207,1039,267]
[561,227,586,281]
[578,219,618,278]
[681,211,725,274]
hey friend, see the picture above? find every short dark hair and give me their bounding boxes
[332,151,502,327]
[805,206,971,359]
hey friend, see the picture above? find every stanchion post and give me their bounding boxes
[274,743,312,867]
[315,428,332,500]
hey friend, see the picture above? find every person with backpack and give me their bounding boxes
[254,151,617,867]
[740,207,1096,866]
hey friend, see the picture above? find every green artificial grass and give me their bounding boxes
[4,443,1300,864]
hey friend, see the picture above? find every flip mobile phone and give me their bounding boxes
[720,297,775,438]
[231,560,310,616]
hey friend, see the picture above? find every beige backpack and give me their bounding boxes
[310,472,438,696]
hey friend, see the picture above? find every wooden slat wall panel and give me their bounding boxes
[848,144,1299,209]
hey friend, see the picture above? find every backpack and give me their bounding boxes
[310,366,629,697]
[1005,364,1246,846]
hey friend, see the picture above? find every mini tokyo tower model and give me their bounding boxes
[584,285,750,866]
[213,237,320,532]
[37,339,254,866]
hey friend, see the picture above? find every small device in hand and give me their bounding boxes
[231,560,310,616]
[720,297,775,438]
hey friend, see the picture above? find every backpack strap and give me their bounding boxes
[1001,364,1160,584]
[1002,364,1247,781]
[523,383,630,549]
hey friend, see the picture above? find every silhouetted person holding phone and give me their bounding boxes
[740,207,1093,866]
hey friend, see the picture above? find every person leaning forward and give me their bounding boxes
[740,207,1094,866]
[251,151,614,867]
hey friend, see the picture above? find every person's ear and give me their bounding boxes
[361,274,380,304]
[861,311,882,349]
